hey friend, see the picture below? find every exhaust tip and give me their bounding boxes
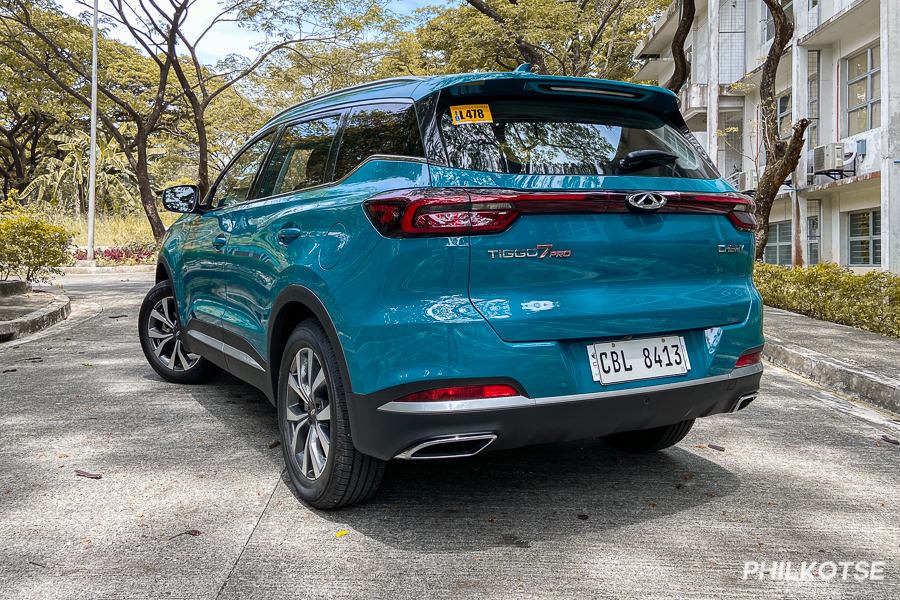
[395,433,497,460]
[731,393,758,413]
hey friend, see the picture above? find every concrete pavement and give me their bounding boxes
[1,273,899,599]
[762,306,900,415]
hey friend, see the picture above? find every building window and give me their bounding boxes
[847,44,881,136]
[808,0,819,29]
[764,221,792,266]
[849,210,881,266]
[807,200,820,265]
[778,92,792,139]
[807,51,819,148]
[765,0,793,42]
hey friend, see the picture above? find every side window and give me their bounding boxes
[258,116,340,198]
[210,133,275,209]
[333,103,424,181]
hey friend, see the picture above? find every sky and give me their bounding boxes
[54,0,440,65]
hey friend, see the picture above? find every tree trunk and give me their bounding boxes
[134,132,166,242]
[666,0,695,93]
[753,0,810,261]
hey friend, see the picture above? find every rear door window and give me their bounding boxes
[438,98,718,179]
[257,116,341,198]
[333,103,424,180]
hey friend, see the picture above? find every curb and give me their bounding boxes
[762,333,900,416]
[58,265,156,274]
[0,281,31,297]
[0,292,71,342]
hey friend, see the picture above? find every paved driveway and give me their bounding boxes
[1,273,899,599]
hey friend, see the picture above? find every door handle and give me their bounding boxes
[277,227,302,244]
[212,235,227,250]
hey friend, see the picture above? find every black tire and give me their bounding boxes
[278,319,385,509]
[601,419,695,453]
[138,280,221,384]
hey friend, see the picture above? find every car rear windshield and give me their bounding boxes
[438,98,718,179]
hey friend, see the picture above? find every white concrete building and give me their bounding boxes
[633,0,899,272]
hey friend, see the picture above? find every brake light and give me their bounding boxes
[395,384,520,402]
[680,192,758,232]
[363,189,758,237]
[734,352,762,368]
[363,189,519,238]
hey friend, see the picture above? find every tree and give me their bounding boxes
[414,0,668,79]
[92,0,388,200]
[754,0,810,262]
[665,0,694,93]
[0,2,182,241]
[20,130,151,215]
[0,42,79,200]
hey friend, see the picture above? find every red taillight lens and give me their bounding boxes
[395,384,520,402]
[734,352,762,368]
[727,210,758,232]
[681,192,758,232]
[363,190,520,238]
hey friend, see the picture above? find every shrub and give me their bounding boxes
[754,262,900,338]
[0,215,73,282]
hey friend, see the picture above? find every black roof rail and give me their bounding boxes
[262,76,428,127]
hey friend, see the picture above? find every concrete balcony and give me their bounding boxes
[633,58,674,83]
[799,0,879,48]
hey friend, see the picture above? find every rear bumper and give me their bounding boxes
[348,363,763,460]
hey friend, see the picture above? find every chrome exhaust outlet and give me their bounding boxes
[394,433,498,460]
[731,393,758,413]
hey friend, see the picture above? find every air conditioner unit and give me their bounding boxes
[738,170,759,192]
[813,143,845,172]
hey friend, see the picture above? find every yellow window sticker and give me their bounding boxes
[450,104,493,125]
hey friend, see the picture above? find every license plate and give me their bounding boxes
[587,337,691,385]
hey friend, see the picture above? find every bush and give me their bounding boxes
[0,215,73,282]
[754,262,900,338]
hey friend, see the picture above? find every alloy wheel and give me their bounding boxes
[285,347,332,480]
[146,296,199,372]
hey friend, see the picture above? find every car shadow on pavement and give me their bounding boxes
[295,438,740,553]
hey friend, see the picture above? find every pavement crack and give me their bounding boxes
[215,469,283,599]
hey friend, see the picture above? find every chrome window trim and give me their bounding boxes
[377,362,763,414]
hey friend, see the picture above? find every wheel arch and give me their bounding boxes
[268,285,354,407]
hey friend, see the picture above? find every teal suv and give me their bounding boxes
[140,71,764,508]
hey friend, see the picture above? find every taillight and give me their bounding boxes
[680,192,758,232]
[734,351,762,368]
[363,189,519,238]
[395,384,520,402]
[363,189,758,237]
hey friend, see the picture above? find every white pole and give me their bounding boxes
[86,0,99,260]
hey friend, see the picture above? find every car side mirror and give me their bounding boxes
[161,185,200,213]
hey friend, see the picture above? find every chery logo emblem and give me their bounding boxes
[626,192,667,212]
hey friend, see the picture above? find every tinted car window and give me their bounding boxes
[333,103,424,181]
[211,133,275,208]
[258,116,340,198]
[439,99,718,179]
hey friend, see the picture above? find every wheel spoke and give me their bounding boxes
[316,403,331,422]
[150,309,174,330]
[286,403,305,422]
[288,372,303,398]
[154,336,170,358]
[308,427,324,478]
[301,427,313,475]
[175,340,191,371]
[315,422,330,457]
[162,297,172,325]
[148,328,173,340]
[311,368,326,396]
[302,348,313,397]
[291,416,309,454]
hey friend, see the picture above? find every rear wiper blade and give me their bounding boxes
[618,150,679,171]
